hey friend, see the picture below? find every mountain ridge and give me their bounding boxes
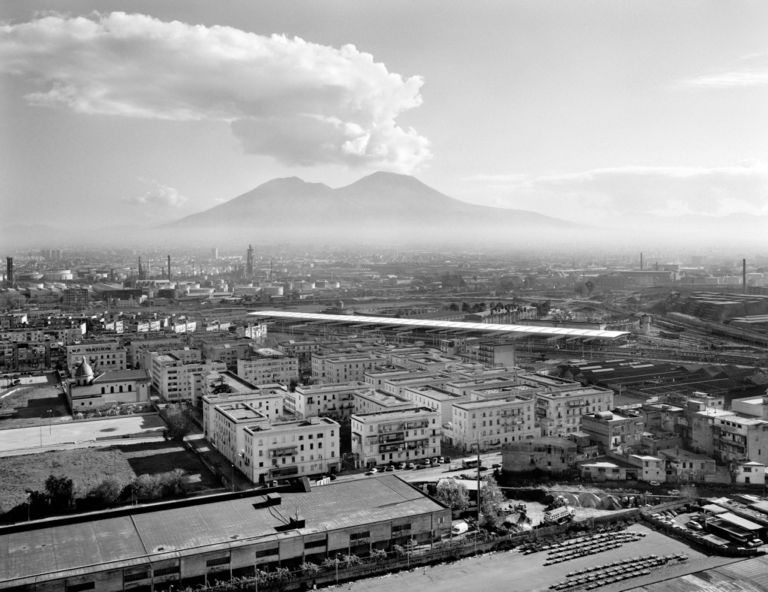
[171,171,573,234]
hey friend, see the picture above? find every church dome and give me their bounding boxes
[74,357,94,385]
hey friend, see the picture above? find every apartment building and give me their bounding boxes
[197,337,253,371]
[580,410,645,453]
[353,389,415,415]
[242,416,341,483]
[311,352,387,383]
[126,335,186,368]
[451,395,536,452]
[288,382,366,419]
[200,370,286,437]
[535,386,614,437]
[66,341,127,374]
[351,407,440,468]
[711,414,768,465]
[150,351,225,403]
[502,437,577,473]
[380,371,452,397]
[363,365,411,389]
[400,385,471,427]
[237,349,299,386]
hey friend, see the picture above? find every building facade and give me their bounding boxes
[351,407,440,468]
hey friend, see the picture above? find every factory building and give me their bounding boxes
[0,476,450,592]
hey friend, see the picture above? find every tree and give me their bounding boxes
[435,479,469,512]
[164,406,193,441]
[479,475,506,530]
[370,548,388,562]
[300,561,320,576]
[88,477,122,507]
[45,475,74,511]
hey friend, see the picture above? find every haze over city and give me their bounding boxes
[2,1,767,249]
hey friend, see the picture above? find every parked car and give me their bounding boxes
[385,465,395,472]
[405,462,414,470]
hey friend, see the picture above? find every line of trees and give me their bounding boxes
[24,469,190,520]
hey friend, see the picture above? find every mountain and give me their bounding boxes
[169,171,575,244]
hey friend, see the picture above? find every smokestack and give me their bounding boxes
[138,257,143,281]
[743,258,747,294]
[640,252,643,271]
[167,255,172,282]
[5,257,13,287]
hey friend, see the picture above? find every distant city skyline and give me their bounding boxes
[1,2,767,237]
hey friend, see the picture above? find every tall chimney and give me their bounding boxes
[640,252,644,271]
[5,257,13,287]
[743,258,747,294]
[167,255,172,282]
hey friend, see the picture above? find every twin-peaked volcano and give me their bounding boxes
[170,171,573,242]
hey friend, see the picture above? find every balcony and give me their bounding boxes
[270,446,298,458]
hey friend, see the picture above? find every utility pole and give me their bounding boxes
[476,439,481,531]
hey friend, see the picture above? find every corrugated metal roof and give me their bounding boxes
[249,311,630,339]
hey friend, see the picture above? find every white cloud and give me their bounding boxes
[682,53,768,88]
[125,182,187,208]
[464,162,768,223]
[0,12,430,171]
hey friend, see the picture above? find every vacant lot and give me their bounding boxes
[0,381,70,428]
[117,440,221,491]
[0,447,133,514]
[0,440,221,518]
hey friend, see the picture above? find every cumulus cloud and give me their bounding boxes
[464,162,768,223]
[125,182,188,208]
[0,12,430,171]
[682,53,768,88]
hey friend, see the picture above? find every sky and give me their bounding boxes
[1,1,767,236]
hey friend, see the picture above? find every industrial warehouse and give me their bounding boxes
[0,475,450,592]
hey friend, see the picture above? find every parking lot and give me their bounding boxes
[340,523,741,592]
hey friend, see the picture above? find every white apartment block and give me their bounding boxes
[311,352,387,384]
[451,395,536,452]
[351,407,441,468]
[201,370,286,438]
[66,341,127,374]
[380,371,451,397]
[353,389,415,415]
[126,335,186,368]
[237,349,299,386]
[150,351,225,403]
[238,415,340,484]
[400,385,472,427]
[535,386,614,437]
[363,366,411,389]
[288,382,366,419]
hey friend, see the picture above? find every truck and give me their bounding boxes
[542,505,575,525]
[451,520,469,535]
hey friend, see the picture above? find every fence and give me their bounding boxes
[185,511,643,592]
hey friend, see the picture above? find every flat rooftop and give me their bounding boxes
[0,475,442,587]
[250,311,630,339]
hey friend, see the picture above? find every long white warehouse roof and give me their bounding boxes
[249,310,629,339]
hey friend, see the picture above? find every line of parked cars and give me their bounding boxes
[365,457,451,475]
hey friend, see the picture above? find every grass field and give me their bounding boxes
[0,440,221,517]
[0,447,133,514]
